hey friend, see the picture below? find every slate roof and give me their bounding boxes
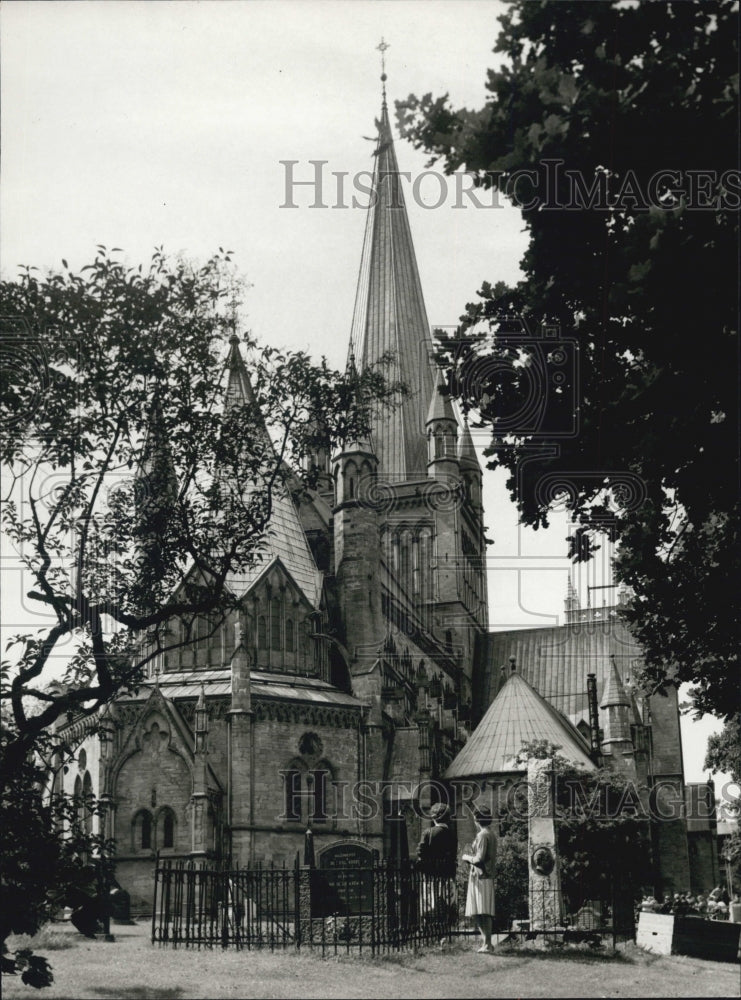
[222,339,323,608]
[121,670,362,709]
[473,612,644,729]
[445,669,596,779]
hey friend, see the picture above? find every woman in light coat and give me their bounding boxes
[462,805,498,953]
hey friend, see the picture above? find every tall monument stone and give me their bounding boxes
[528,758,563,942]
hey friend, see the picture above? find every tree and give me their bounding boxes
[0,248,402,982]
[1,720,109,987]
[500,742,654,920]
[704,713,741,786]
[397,1,739,723]
[0,248,401,780]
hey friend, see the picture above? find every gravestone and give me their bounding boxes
[312,842,375,917]
[527,758,563,944]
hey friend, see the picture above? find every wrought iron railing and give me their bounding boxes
[152,858,634,953]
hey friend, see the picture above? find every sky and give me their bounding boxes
[0,0,731,788]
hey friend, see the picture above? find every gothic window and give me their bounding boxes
[285,618,294,653]
[159,808,176,850]
[82,771,93,836]
[400,536,410,590]
[73,775,83,830]
[345,460,358,502]
[133,810,153,851]
[271,598,281,651]
[257,615,267,650]
[412,538,420,594]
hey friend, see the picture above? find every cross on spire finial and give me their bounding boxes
[228,290,240,343]
[377,37,390,103]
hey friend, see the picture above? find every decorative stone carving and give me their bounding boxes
[527,758,563,944]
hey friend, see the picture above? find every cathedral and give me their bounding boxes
[54,89,711,911]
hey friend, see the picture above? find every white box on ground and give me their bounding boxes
[636,912,674,955]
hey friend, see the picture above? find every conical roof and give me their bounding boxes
[457,419,479,468]
[426,368,456,425]
[333,346,377,460]
[445,669,595,778]
[349,102,435,479]
[600,656,630,708]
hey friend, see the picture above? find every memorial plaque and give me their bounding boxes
[312,842,375,916]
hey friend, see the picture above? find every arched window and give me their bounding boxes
[82,771,93,836]
[73,775,83,830]
[271,598,281,651]
[285,618,294,653]
[160,808,175,850]
[257,615,267,650]
[345,460,357,502]
[400,530,411,594]
[133,810,153,851]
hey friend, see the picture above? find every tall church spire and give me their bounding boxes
[349,63,435,480]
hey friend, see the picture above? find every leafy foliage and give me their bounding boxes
[0,722,108,987]
[722,829,741,895]
[0,249,403,778]
[704,713,741,785]
[397,1,739,721]
[501,742,654,912]
[0,247,404,986]
[493,833,529,926]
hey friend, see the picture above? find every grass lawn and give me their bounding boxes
[2,920,739,999]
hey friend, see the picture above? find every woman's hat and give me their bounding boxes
[473,804,493,823]
[429,802,450,820]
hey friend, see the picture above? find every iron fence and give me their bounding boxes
[152,858,634,954]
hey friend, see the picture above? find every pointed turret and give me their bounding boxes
[457,418,482,507]
[564,575,580,624]
[426,368,459,482]
[225,333,259,410]
[332,349,379,507]
[135,389,177,597]
[348,99,435,479]
[600,656,634,768]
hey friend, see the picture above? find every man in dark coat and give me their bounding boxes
[416,802,457,878]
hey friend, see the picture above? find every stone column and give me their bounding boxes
[528,758,563,942]
[229,619,254,867]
